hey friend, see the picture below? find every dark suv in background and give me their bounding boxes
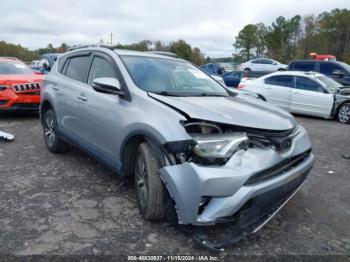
[288,60,350,86]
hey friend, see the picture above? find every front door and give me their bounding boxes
[76,53,127,170]
[291,76,333,117]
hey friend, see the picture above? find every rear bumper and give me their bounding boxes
[160,126,314,226]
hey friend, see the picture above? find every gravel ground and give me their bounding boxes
[0,112,349,258]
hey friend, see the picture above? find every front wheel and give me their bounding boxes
[134,142,166,221]
[338,103,350,124]
[43,109,69,153]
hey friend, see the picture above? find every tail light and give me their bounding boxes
[237,83,246,89]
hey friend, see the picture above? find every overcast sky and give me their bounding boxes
[1,0,349,57]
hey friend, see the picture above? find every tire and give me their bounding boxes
[338,103,350,124]
[134,142,166,221]
[42,109,69,153]
[244,68,251,72]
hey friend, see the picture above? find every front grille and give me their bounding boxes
[12,82,41,93]
[244,150,311,185]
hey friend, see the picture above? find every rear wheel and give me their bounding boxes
[43,109,69,153]
[338,103,350,124]
[134,142,166,221]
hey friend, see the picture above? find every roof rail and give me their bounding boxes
[146,51,178,58]
[68,44,114,51]
[0,56,20,61]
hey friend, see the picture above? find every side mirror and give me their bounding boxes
[92,77,124,95]
[272,62,278,65]
[332,70,344,77]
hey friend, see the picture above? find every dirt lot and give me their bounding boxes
[0,112,349,257]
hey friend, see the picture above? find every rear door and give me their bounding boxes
[263,75,294,111]
[291,76,333,117]
[55,52,92,136]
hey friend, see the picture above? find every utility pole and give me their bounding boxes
[110,32,113,45]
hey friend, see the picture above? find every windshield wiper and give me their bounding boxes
[150,91,185,97]
[198,93,227,97]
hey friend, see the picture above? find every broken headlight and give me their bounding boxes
[192,133,249,159]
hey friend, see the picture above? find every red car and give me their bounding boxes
[0,57,43,111]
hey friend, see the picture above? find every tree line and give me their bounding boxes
[234,8,350,63]
[0,39,206,65]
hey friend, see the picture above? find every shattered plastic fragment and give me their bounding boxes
[0,130,15,141]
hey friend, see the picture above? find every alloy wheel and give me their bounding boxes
[135,156,147,207]
[44,116,55,147]
[339,105,350,123]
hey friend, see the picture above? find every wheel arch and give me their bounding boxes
[120,130,170,178]
[334,100,350,119]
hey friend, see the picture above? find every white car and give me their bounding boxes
[239,58,287,72]
[243,71,350,123]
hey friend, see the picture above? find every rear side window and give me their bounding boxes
[290,61,315,71]
[252,59,263,64]
[320,62,344,75]
[265,75,294,88]
[65,56,90,82]
[296,77,324,92]
[88,57,117,84]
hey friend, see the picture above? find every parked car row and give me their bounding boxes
[242,71,350,124]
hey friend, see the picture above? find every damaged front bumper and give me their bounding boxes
[160,126,314,226]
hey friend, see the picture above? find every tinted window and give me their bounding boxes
[65,56,90,82]
[291,61,315,71]
[88,57,117,84]
[261,59,273,64]
[296,77,324,92]
[320,62,344,75]
[265,75,294,88]
[252,59,263,64]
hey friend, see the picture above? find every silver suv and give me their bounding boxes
[40,45,314,248]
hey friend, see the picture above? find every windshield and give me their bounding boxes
[338,62,350,73]
[120,55,228,97]
[317,75,342,93]
[0,61,34,75]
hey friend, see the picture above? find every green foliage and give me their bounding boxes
[0,41,39,61]
[115,39,206,65]
[234,8,350,63]
[234,24,258,60]
[0,41,69,62]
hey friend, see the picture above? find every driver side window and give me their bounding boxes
[88,56,117,85]
[296,77,325,93]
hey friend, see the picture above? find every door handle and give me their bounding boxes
[293,91,301,95]
[264,86,271,89]
[52,85,59,91]
[77,94,88,101]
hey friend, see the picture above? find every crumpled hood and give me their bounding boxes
[149,93,296,131]
[337,87,350,97]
